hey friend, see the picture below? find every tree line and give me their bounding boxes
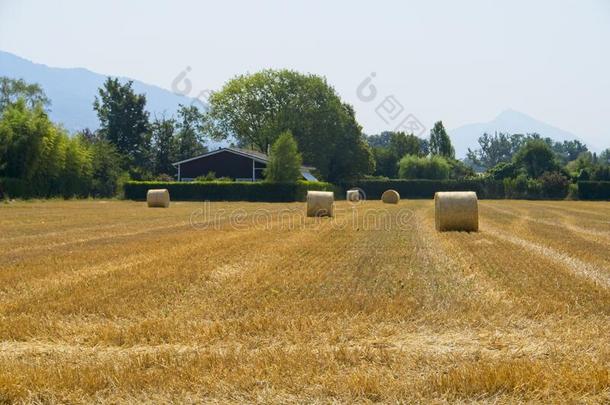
[365,123,609,199]
[1,70,609,199]
[0,70,376,197]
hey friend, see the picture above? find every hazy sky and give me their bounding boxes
[1,0,609,145]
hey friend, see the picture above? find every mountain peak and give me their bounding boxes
[495,108,536,123]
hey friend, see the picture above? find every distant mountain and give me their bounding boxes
[0,50,195,133]
[449,109,592,158]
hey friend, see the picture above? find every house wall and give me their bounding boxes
[178,151,267,180]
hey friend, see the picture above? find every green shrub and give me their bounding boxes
[449,159,476,179]
[503,174,528,198]
[398,155,451,180]
[123,180,334,202]
[578,181,610,200]
[488,162,518,180]
[539,171,570,199]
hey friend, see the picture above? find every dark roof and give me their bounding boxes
[172,147,316,171]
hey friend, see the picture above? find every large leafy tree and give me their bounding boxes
[368,131,424,178]
[429,121,455,159]
[93,78,150,169]
[175,104,207,161]
[264,130,302,183]
[0,77,50,113]
[390,132,422,159]
[86,138,124,197]
[467,132,519,169]
[513,139,559,178]
[552,139,588,164]
[151,116,178,176]
[206,69,373,181]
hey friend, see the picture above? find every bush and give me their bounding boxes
[398,155,451,180]
[578,181,610,200]
[539,171,570,199]
[488,162,518,180]
[449,159,476,179]
[123,180,334,202]
[503,174,543,199]
[343,179,504,199]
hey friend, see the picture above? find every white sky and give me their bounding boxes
[1,0,609,146]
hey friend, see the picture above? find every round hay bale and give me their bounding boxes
[434,191,478,232]
[381,189,400,204]
[306,190,334,217]
[346,189,360,202]
[147,189,170,208]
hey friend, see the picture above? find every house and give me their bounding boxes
[172,147,319,182]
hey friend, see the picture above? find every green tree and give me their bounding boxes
[429,121,455,159]
[598,148,610,166]
[398,155,451,179]
[371,147,395,178]
[151,116,177,176]
[61,136,92,197]
[206,69,373,181]
[366,132,392,148]
[513,139,559,178]
[0,100,48,180]
[368,131,424,178]
[0,99,93,197]
[389,132,421,158]
[467,132,523,169]
[86,139,124,197]
[175,104,207,161]
[93,78,150,170]
[0,77,50,112]
[264,131,302,183]
[552,139,588,164]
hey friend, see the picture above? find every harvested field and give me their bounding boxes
[0,199,609,403]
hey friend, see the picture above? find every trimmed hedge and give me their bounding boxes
[578,181,610,200]
[123,180,334,202]
[342,179,505,199]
